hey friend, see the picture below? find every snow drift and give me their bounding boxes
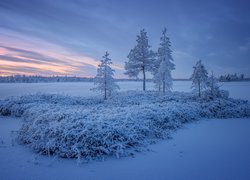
[0,91,249,160]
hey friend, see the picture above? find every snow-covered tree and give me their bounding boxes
[205,72,221,99]
[153,28,175,92]
[92,52,119,100]
[124,29,155,91]
[191,60,208,97]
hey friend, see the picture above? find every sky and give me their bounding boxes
[0,0,250,78]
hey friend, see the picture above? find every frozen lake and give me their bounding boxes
[0,81,250,101]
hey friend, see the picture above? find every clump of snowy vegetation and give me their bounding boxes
[0,91,249,160]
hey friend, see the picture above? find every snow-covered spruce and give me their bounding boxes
[153,28,175,92]
[0,91,249,160]
[125,29,155,91]
[91,51,119,100]
[191,60,208,97]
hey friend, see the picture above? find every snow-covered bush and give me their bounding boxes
[202,72,227,100]
[202,89,229,100]
[0,91,249,160]
[200,98,249,118]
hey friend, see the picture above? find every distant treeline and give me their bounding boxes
[0,75,192,83]
[219,73,249,82]
[0,75,94,83]
[0,74,248,83]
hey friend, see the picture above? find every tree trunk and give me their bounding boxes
[198,82,201,97]
[163,73,165,93]
[143,67,146,91]
[104,65,107,100]
[104,88,107,100]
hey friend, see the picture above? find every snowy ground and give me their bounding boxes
[0,81,250,180]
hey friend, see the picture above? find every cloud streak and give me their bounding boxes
[0,27,123,76]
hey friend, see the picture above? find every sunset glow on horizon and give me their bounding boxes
[0,26,125,77]
[0,28,108,77]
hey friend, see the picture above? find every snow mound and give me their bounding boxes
[0,91,249,160]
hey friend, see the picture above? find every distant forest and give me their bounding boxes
[219,73,249,82]
[0,75,93,83]
[0,74,248,83]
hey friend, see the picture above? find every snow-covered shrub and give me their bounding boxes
[202,89,229,101]
[200,98,250,118]
[201,73,229,100]
[0,91,249,160]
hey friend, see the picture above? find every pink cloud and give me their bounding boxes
[0,28,122,76]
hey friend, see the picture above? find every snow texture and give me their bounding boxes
[0,91,249,160]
